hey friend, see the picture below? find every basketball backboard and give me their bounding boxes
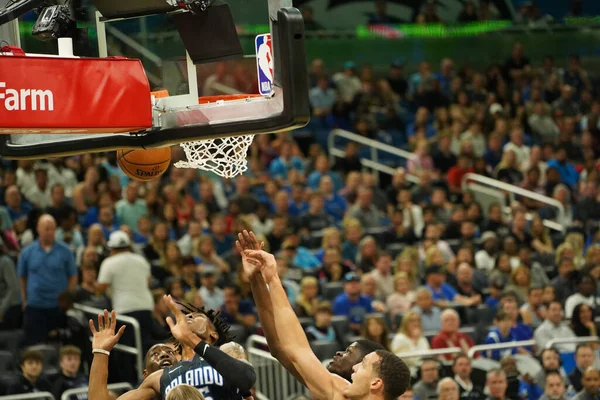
[0,0,309,160]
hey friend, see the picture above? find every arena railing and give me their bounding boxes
[461,173,566,234]
[74,303,144,382]
[396,346,463,362]
[467,339,536,359]
[60,383,134,400]
[247,335,308,400]
[545,336,600,349]
[328,129,419,184]
[0,392,54,400]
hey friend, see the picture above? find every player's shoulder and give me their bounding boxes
[326,373,351,400]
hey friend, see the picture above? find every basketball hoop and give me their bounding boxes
[174,94,260,179]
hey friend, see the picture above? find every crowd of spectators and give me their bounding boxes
[0,35,599,400]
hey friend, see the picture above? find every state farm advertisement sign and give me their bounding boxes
[0,55,152,133]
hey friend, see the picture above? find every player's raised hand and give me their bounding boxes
[164,295,196,347]
[88,309,126,353]
[243,249,278,284]
[236,230,264,279]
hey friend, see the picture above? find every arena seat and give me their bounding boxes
[0,372,20,395]
[298,317,314,329]
[0,330,24,353]
[330,316,349,334]
[0,350,15,372]
[323,282,344,301]
[228,324,248,345]
[310,340,342,361]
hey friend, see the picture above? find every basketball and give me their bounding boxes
[117,147,172,182]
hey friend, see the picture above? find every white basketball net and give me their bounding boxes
[174,134,255,179]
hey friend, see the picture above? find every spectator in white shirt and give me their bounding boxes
[534,300,577,353]
[475,231,498,272]
[503,128,530,170]
[565,275,600,319]
[22,166,51,209]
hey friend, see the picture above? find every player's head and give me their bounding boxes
[176,302,233,347]
[144,343,179,377]
[328,340,385,381]
[343,350,410,400]
[166,384,206,400]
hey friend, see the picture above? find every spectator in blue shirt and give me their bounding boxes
[546,145,579,189]
[18,214,78,345]
[307,155,344,192]
[424,265,481,308]
[485,310,518,360]
[219,284,257,331]
[320,176,347,223]
[333,272,373,334]
[309,77,337,121]
[269,141,305,182]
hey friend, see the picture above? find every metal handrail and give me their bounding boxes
[546,336,600,349]
[61,383,133,400]
[74,303,144,381]
[359,158,420,184]
[0,393,54,400]
[468,340,536,359]
[461,173,565,218]
[328,129,418,183]
[396,346,463,360]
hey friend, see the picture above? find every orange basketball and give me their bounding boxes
[117,147,172,182]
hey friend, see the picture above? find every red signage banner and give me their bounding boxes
[0,55,152,133]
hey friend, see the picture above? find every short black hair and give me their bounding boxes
[373,350,411,400]
[354,339,385,358]
[177,302,233,346]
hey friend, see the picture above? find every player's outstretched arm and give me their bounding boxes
[237,231,306,386]
[88,310,158,400]
[244,250,337,400]
[163,295,256,393]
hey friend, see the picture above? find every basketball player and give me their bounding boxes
[237,231,411,400]
[88,303,256,400]
[239,231,385,383]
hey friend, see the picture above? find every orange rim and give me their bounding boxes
[198,94,263,104]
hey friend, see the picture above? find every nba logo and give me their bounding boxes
[255,34,273,96]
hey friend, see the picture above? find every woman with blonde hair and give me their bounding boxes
[390,311,430,368]
[495,149,523,185]
[386,272,416,318]
[294,276,320,317]
[394,254,418,288]
[165,385,205,400]
[316,227,343,261]
[564,232,585,268]
[586,244,600,266]
[192,235,230,274]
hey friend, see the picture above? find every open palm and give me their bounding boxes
[88,310,126,352]
[236,230,264,279]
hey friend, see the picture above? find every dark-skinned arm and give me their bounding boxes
[163,295,256,393]
[87,310,159,400]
